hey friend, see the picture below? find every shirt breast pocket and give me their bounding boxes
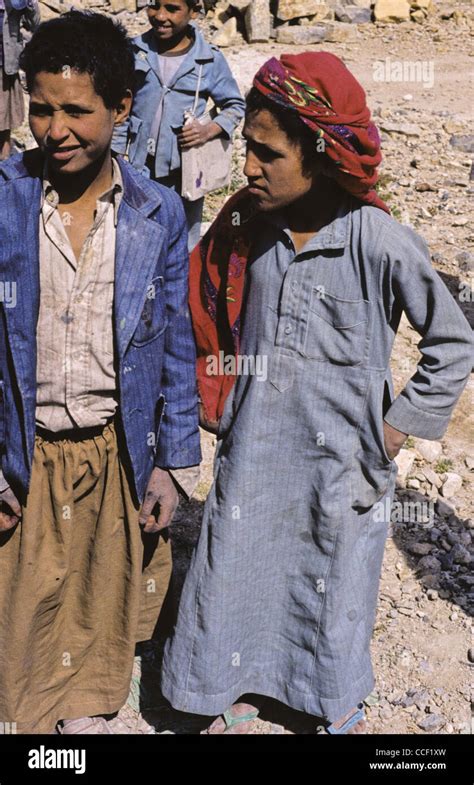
[131,275,168,347]
[304,286,369,366]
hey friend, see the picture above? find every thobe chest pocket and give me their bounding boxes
[304,286,369,365]
[131,275,168,346]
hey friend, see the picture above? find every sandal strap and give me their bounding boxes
[326,704,365,735]
[222,708,259,729]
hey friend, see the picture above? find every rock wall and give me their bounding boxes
[38,0,440,45]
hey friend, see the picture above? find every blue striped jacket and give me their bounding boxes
[0,150,201,503]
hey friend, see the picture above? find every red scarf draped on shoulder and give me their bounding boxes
[189,52,389,425]
[189,187,256,426]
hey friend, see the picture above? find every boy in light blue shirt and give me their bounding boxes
[112,0,245,249]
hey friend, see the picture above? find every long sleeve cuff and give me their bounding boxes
[213,112,241,139]
[384,395,453,441]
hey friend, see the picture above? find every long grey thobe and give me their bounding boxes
[161,198,473,722]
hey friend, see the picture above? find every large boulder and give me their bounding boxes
[373,0,410,22]
[39,0,64,19]
[324,20,359,39]
[212,16,243,45]
[108,0,137,12]
[276,0,327,21]
[276,23,327,43]
[245,0,271,41]
[335,4,371,22]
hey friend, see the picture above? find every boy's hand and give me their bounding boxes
[0,487,22,531]
[178,120,222,150]
[383,421,408,461]
[139,466,179,534]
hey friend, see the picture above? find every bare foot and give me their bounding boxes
[329,706,367,734]
[201,702,260,734]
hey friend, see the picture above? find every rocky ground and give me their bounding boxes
[11,1,473,735]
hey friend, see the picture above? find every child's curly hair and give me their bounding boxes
[20,10,135,109]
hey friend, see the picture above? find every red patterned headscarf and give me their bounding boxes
[252,52,389,213]
[190,53,389,427]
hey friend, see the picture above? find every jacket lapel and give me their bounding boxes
[166,32,214,91]
[0,154,168,375]
[137,47,163,87]
[136,26,213,93]
[114,159,167,359]
[0,174,41,390]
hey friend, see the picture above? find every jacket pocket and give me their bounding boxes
[131,275,168,347]
[304,286,369,365]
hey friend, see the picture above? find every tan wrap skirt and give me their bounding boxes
[0,421,172,733]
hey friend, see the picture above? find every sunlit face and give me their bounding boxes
[29,70,131,174]
[243,108,318,212]
[147,0,198,42]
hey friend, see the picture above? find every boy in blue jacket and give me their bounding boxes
[112,0,245,249]
[0,0,40,159]
[0,10,200,734]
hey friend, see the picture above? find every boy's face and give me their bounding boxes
[29,70,131,174]
[147,0,198,41]
[243,109,317,213]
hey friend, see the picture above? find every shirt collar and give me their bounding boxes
[263,193,353,253]
[41,156,124,226]
[137,24,213,63]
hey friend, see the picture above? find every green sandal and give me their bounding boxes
[222,708,259,731]
[202,707,260,734]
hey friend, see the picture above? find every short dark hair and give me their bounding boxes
[246,87,327,176]
[20,10,135,109]
[147,0,201,8]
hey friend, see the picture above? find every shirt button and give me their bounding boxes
[291,281,299,292]
[285,325,292,335]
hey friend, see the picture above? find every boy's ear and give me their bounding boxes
[114,90,133,126]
